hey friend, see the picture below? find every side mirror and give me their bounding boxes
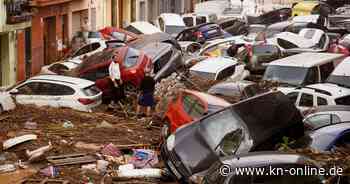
[9,89,19,95]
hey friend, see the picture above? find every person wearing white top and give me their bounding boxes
[108,60,125,106]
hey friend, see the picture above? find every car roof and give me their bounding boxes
[190,57,238,73]
[129,21,162,34]
[312,105,350,113]
[311,122,350,137]
[28,75,94,88]
[331,57,350,76]
[273,32,315,48]
[184,89,231,107]
[268,53,344,68]
[159,13,185,26]
[221,152,306,168]
[292,15,319,24]
[306,83,350,98]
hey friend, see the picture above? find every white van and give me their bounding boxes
[182,12,218,27]
[263,52,345,93]
[327,57,350,88]
[156,13,186,36]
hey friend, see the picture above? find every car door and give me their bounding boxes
[34,82,60,107]
[48,83,76,109]
[298,93,315,112]
[12,82,40,105]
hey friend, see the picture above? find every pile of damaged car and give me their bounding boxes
[3,0,350,183]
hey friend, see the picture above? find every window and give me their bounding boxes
[318,34,327,48]
[300,93,314,107]
[335,95,350,105]
[317,97,328,106]
[305,114,332,129]
[319,62,334,82]
[17,82,41,95]
[196,16,207,25]
[124,48,140,68]
[154,50,172,73]
[182,94,196,114]
[190,101,205,119]
[217,129,243,155]
[216,65,236,81]
[287,92,299,104]
[73,43,101,58]
[183,17,194,27]
[277,38,299,49]
[83,85,101,96]
[304,67,319,85]
[37,83,75,96]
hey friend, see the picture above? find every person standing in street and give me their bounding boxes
[108,59,125,107]
[136,70,156,117]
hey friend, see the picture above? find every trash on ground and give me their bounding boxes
[74,142,102,151]
[62,120,74,129]
[40,165,59,177]
[101,143,122,157]
[47,153,96,166]
[0,164,16,173]
[26,142,52,162]
[3,134,38,150]
[24,120,37,130]
[96,120,113,128]
[129,149,158,169]
[115,164,163,179]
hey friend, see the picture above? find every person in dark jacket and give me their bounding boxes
[136,70,156,117]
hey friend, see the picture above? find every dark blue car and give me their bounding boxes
[176,23,231,44]
[300,122,350,151]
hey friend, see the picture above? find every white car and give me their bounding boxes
[285,83,350,112]
[268,28,330,52]
[125,21,162,35]
[0,93,16,113]
[189,57,249,81]
[327,57,350,88]
[8,75,102,112]
[182,12,218,27]
[156,13,186,37]
[41,40,125,75]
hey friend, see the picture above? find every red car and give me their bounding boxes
[71,46,152,100]
[162,90,230,137]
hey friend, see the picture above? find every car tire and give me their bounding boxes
[161,119,171,140]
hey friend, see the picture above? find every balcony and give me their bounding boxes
[29,0,74,7]
[5,0,32,24]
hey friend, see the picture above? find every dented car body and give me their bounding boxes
[161,91,304,182]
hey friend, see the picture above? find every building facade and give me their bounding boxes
[29,0,111,75]
[0,0,31,86]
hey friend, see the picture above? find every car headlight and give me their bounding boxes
[167,134,175,151]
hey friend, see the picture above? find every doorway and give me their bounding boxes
[43,16,57,65]
[25,28,32,79]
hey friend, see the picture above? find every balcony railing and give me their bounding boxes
[5,0,32,24]
[28,0,74,7]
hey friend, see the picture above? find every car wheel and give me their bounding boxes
[161,119,171,140]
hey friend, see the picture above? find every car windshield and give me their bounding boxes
[263,65,309,86]
[200,109,244,151]
[124,48,140,68]
[327,75,350,88]
[165,25,186,35]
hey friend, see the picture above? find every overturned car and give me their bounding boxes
[161,91,304,183]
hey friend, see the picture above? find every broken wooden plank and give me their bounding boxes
[47,153,96,166]
[20,178,69,184]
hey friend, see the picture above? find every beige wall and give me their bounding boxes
[0,32,17,86]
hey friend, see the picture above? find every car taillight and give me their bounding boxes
[78,98,95,105]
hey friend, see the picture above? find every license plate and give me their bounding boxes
[167,161,182,179]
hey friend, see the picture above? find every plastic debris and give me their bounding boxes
[116,164,162,178]
[40,166,59,177]
[96,120,113,128]
[62,120,74,128]
[26,142,52,162]
[24,120,37,130]
[101,143,121,157]
[0,164,16,173]
[129,149,158,169]
[96,160,109,174]
[3,134,37,150]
